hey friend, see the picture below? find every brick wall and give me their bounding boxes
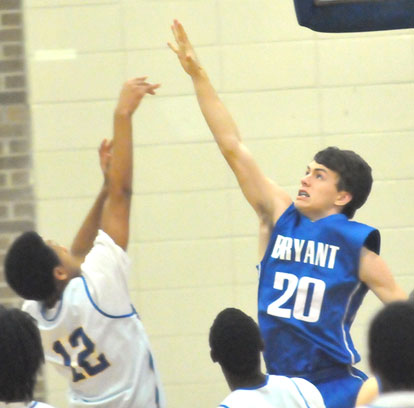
[0,0,44,401]
[0,0,34,305]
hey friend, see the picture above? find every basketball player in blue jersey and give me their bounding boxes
[168,20,407,408]
[0,305,55,408]
[4,77,164,408]
[210,307,326,408]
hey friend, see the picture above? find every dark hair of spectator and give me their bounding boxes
[0,305,44,402]
[209,308,263,377]
[369,301,414,391]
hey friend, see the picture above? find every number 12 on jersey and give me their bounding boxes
[267,272,326,323]
[53,327,110,382]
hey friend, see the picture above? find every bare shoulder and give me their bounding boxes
[257,191,292,261]
[359,246,407,303]
[256,177,292,223]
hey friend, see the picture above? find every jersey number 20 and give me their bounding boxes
[53,327,110,382]
[267,271,326,323]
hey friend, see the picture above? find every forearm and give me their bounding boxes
[98,105,134,252]
[71,185,108,259]
[192,70,242,154]
[192,69,289,220]
[109,111,133,194]
[99,78,158,250]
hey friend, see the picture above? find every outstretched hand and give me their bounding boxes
[168,19,202,77]
[116,77,160,116]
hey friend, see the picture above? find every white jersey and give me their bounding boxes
[0,402,55,408]
[23,230,164,408]
[359,391,414,407]
[218,375,325,408]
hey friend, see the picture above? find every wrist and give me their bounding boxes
[114,108,133,118]
[191,67,208,82]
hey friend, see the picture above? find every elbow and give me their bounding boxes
[107,183,133,201]
[219,137,242,159]
[119,186,133,200]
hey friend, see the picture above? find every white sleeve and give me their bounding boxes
[22,300,40,318]
[80,230,133,315]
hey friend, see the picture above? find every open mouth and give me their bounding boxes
[298,190,310,198]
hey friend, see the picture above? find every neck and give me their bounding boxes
[224,369,267,392]
[44,292,61,309]
[44,275,74,309]
[298,206,342,222]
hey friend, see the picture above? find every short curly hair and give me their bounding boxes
[0,305,44,402]
[369,301,414,391]
[209,308,263,376]
[4,231,60,301]
[314,147,373,219]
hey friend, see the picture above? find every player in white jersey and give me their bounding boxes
[357,301,414,408]
[0,305,56,408]
[4,78,163,408]
[210,308,325,408]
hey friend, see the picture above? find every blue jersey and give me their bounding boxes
[258,204,380,378]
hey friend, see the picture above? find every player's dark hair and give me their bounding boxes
[0,305,44,402]
[369,301,414,391]
[209,308,263,377]
[4,231,59,301]
[314,146,372,219]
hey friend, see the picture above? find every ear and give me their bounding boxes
[53,265,69,281]
[335,191,352,207]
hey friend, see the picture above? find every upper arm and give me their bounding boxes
[359,247,407,303]
[224,141,292,224]
[100,191,131,251]
[82,233,132,314]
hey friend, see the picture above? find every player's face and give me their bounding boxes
[45,240,80,280]
[294,161,345,220]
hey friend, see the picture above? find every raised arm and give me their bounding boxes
[100,77,160,250]
[359,247,407,303]
[168,20,291,229]
[70,139,113,263]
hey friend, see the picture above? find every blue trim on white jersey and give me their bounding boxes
[81,276,136,318]
[289,378,311,408]
[218,405,229,408]
[40,296,63,321]
[29,403,38,408]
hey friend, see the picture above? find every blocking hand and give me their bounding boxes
[168,19,202,78]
